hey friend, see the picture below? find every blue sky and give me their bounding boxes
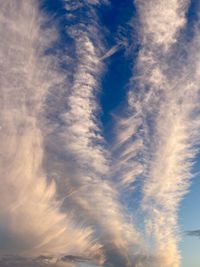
[179,171,200,267]
[0,1,200,267]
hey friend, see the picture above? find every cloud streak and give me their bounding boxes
[1,0,142,266]
[55,2,142,266]
[0,0,103,264]
[186,230,200,238]
[114,0,200,266]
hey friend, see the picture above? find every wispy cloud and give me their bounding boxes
[114,0,200,266]
[186,230,200,238]
[0,0,103,264]
[100,43,124,61]
[136,0,189,49]
[1,0,142,266]
[133,1,198,266]
[56,2,142,266]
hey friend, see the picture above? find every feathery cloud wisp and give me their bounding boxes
[0,0,103,264]
[114,0,200,266]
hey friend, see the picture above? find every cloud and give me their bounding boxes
[134,1,200,266]
[0,255,81,267]
[113,1,200,267]
[186,230,200,238]
[136,0,190,48]
[0,0,103,263]
[2,0,142,266]
[51,2,142,265]
[100,44,124,61]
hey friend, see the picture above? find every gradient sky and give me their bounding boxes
[0,1,200,267]
[179,171,200,267]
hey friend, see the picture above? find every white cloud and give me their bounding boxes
[0,0,102,262]
[114,1,199,266]
[136,0,189,48]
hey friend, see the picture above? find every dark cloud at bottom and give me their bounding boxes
[0,254,160,267]
[0,255,78,267]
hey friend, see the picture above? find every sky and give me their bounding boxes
[0,0,200,267]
